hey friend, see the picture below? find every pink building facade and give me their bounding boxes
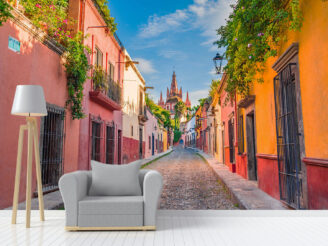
[70,0,125,168]
[0,9,80,209]
[144,108,161,158]
[0,0,125,209]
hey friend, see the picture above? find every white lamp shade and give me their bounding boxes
[11,85,47,117]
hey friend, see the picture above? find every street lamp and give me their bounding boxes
[213,52,225,74]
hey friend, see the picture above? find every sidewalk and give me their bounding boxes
[193,148,288,210]
[4,190,63,210]
[5,148,174,210]
[141,147,174,168]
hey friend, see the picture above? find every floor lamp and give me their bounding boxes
[11,85,47,228]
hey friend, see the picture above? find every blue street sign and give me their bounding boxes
[8,36,20,53]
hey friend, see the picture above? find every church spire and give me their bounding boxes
[170,71,178,96]
[185,91,191,108]
[158,91,164,107]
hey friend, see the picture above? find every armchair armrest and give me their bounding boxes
[141,169,163,226]
[59,171,90,226]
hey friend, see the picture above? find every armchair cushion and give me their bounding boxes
[79,196,143,215]
[88,160,142,196]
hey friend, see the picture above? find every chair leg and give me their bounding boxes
[11,125,27,224]
[32,119,45,221]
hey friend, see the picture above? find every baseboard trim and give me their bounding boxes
[256,153,278,160]
[303,157,328,168]
[65,226,156,231]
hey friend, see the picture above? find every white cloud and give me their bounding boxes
[139,10,189,38]
[135,58,157,75]
[192,0,235,48]
[194,0,208,5]
[138,0,235,50]
[158,50,187,60]
[189,5,206,17]
[189,89,209,106]
[130,38,169,50]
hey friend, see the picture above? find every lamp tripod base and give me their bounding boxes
[11,117,45,228]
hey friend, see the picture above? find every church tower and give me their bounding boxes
[159,71,186,115]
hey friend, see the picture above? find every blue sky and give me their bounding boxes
[109,0,234,106]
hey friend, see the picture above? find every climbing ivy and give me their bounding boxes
[0,0,12,26]
[146,94,172,130]
[95,0,117,33]
[14,0,116,119]
[64,33,90,119]
[208,79,220,98]
[215,0,303,97]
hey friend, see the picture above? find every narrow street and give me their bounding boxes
[146,146,238,210]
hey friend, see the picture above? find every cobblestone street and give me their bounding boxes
[146,146,238,210]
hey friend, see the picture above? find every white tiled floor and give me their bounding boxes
[1,210,328,246]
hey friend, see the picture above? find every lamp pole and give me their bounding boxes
[11,85,47,228]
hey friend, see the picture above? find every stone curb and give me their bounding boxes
[193,148,288,210]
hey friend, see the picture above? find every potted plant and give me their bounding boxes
[92,65,108,92]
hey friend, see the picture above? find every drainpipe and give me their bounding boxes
[91,35,94,89]
[105,52,108,72]
[79,0,84,33]
[234,91,238,172]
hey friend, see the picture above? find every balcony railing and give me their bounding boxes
[91,66,122,109]
[107,78,121,104]
[138,105,148,124]
[89,66,122,110]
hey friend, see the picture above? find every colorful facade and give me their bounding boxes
[69,0,125,167]
[215,75,237,173]
[208,94,223,163]
[195,102,209,153]
[0,0,129,209]
[162,128,168,152]
[246,0,328,209]
[204,0,328,209]
[144,108,160,158]
[184,116,196,148]
[122,51,147,163]
[0,9,80,209]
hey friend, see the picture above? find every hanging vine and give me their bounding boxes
[64,33,90,119]
[11,0,116,119]
[0,0,12,26]
[215,0,303,97]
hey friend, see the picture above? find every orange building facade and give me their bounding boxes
[235,0,328,209]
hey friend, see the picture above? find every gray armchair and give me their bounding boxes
[59,169,163,231]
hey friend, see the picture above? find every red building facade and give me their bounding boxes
[219,74,237,173]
